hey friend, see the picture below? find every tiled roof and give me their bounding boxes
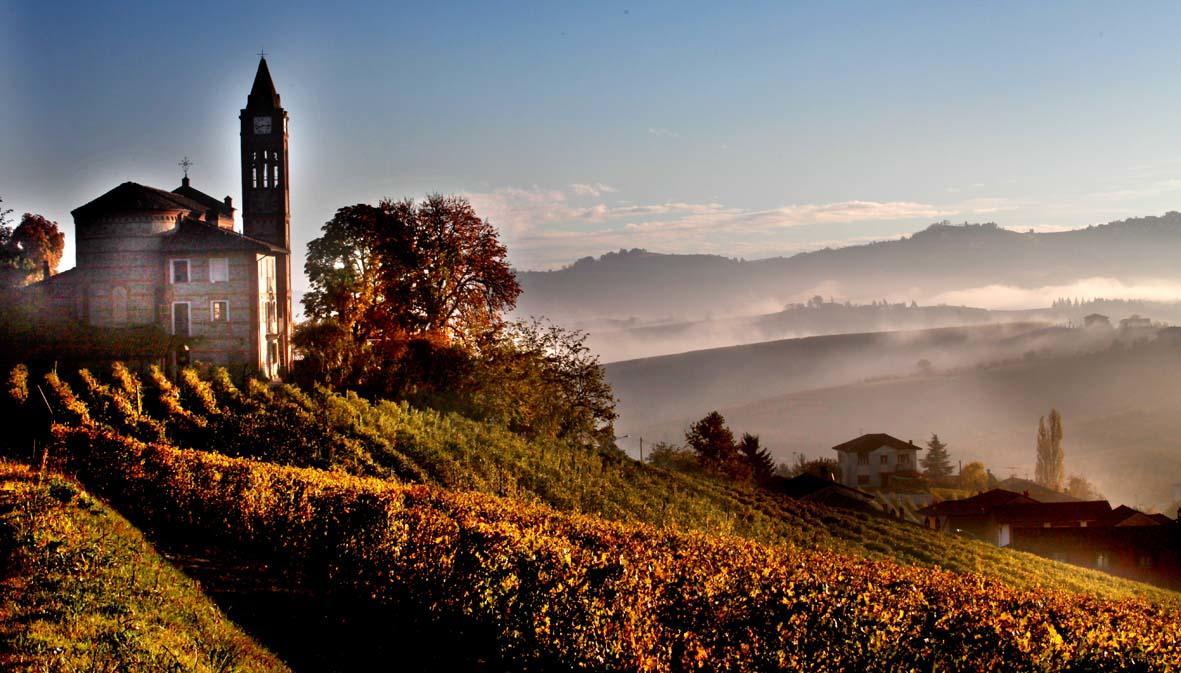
[832,433,921,454]
[161,217,285,254]
[918,489,1035,517]
[72,182,209,219]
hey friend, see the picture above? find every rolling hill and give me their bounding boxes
[517,213,1181,326]
[611,326,1181,510]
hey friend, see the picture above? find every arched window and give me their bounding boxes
[262,151,270,188]
[111,286,128,325]
[251,152,259,188]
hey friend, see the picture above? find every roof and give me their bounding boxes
[992,500,1112,526]
[172,178,233,215]
[247,57,281,109]
[832,433,921,454]
[918,489,1036,517]
[1102,505,1169,527]
[72,182,207,219]
[995,477,1080,503]
[161,217,286,254]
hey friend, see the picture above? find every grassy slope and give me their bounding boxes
[0,462,289,673]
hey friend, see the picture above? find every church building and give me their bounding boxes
[30,58,294,378]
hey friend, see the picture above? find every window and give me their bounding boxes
[1096,552,1110,569]
[857,453,869,465]
[880,454,889,464]
[210,300,229,323]
[171,259,190,284]
[251,152,259,188]
[209,258,229,283]
[899,453,911,466]
[172,302,191,337]
[1138,554,1155,568]
[262,151,270,187]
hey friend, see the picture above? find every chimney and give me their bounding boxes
[224,195,233,210]
[205,208,218,223]
[41,260,50,281]
[909,439,914,446]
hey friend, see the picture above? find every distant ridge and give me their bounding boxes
[516,212,1181,323]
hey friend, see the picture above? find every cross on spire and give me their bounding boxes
[179,156,193,179]
[257,49,267,59]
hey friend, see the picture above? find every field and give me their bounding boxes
[7,363,1181,671]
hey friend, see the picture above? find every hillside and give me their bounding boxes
[10,364,1180,670]
[517,213,1181,325]
[0,462,288,673]
[604,322,1109,428]
[616,330,1181,510]
[7,364,1181,670]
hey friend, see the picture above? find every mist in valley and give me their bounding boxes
[606,322,1181,511]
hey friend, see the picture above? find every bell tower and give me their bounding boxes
[240,55,292,371]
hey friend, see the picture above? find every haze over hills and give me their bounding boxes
[516,213,1181,329]
[607,323,1181,510]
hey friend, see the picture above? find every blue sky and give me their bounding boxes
[6,1,1181,296]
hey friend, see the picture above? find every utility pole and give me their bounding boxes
[639,437,644,463]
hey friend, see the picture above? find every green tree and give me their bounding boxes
[738,432,775,483]
[1035,409,1065,491]
[465,318,617,447]
[685,411,737,469]
[646,441,698,472]
[920,433,953,480]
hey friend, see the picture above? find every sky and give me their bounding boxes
[7,1,1181,300]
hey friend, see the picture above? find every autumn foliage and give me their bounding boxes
[13,365,1181,672]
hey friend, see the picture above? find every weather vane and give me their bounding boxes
[179,156,193,179]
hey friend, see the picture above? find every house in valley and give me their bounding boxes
[832,433,921,488]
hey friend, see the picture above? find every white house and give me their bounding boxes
[832,433,922,488]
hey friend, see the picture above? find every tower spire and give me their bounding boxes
[248,54,280,108]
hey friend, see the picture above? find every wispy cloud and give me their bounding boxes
[570,182,618,197]
[461,184,1034,270]
[648,127,681,138]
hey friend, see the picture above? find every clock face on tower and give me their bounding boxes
[253,116,272,134]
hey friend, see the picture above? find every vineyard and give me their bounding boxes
[0,462,288,672]
[6,364,1181,671]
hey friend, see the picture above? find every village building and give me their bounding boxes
[26,58,293,378]
[1082,313,1111,329]
[920,490,1181,589]
[831,433,922,488]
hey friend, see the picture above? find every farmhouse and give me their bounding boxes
[831,433,921,488]
[920,490,1181,588]
[25,58,293,378]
